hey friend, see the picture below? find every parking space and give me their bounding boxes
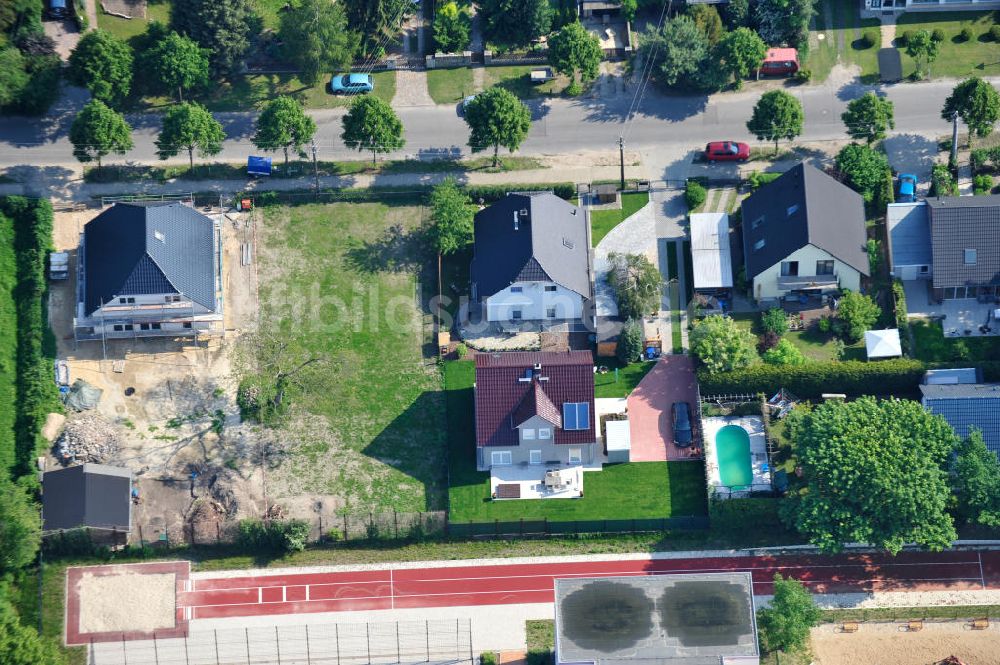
[626,355,702,462]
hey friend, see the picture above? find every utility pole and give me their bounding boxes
[950,111,959,166]
[311,139,319,191]
[618,136,625,190]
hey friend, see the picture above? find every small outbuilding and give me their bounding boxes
[690,212,733,295]
[42,463,132,533]
[865,328,902,360]
[604,419,631,463]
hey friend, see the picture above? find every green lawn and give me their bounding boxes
[594,357,655,398]
[808,0,881,83]
[427,67,477,104]
[257,201,446,512]
[729,312,864,362]
[910,318,1000,362]
[590,193,649,247]
[445,361,708,523]
[483,65,576,99]
[96,0,171,41]
[897,11,1000,79]
[182,71,397,112]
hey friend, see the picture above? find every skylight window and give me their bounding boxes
[563,402,590,430]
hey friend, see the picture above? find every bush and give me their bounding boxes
[760,307,788,337]
[891,280,910,356]
[834,290,881,342]
[991,25,1000,42]
[685,179,706,210]
[971,148,989,173]
[817,317,831,334]
[481,652,499,665]
[616,318,644,364]
[690,315,760,372]
[565,80,583,96]
[464,182,575,203]
[959,26,974,42]
[931,163,958,197]
[859,29,877,49]
[973,174,994,195]
[455,342,468,359]
[237,518,311,555]
[762,338,807,366]
[793,68,811,83]
[899,30,913,46]
[932,27,946,42]
[697,358,927,398]
[747,171,783,190]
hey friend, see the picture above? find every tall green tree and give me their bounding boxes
[344,0,413,57]
[0,0,43,35]
[0,581,66,665]
[155,102,225,169]
[340,95,405,166]
[67,30,134,106]
[755,0,812,47]
[688,4,724,44]
[253,96,317,166]
[757,574,820,654]
[784,397,958,554]
[170,0,257,77]
[833,290,880,342]
[464,87,532,167]
[690,314,759,373]
[616,318,643,364]
[68,100,133,168]
[842,92,895,145]
[606,252,663,320]
[0,477,40,574]
[834,143,891,203]
[952,429,1000,527]
[0,48,28,108]
[479,0,551,48]
[641,15,710,89]
[905,29,939,78]
[432,1,471,53]
[428,178,474,256]
[747,90,804,152]
[143,32,209,102]
[941,77,1000,144]
[722,0,750,29]
[279,0,359,86]
[548,22,603,89]
[717,27,766,90]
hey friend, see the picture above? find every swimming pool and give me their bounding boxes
[716,425,753,488]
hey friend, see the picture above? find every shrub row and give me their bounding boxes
[747,171,783,190]
[697,359,928,398]
[0,214,16,474]
[891,280,910,356]
[238,182,577,209]
[0,197,62,476]
[237,518,311,554]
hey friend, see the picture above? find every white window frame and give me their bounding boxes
[491,451,512,466]
[522,428,536,440]
[538,428,551,439]
[510,286,523,293]
[568,448,583,464]
[529,450,542,465]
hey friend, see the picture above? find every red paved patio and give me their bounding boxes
[626,355,702,462]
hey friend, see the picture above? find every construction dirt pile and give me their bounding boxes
[55,413,125,465]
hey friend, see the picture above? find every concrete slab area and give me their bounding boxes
[626,355,702,462]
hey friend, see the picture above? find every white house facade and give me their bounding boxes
[752,243,862,302]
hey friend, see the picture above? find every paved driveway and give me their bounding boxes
[626,355,701,462]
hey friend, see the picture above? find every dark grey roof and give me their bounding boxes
[83,202,216,315]
[887,202,932,268]
[42,464,132,531]
[927,195,1000,289]
[923,368,980,385]
[741,163,869,280]
[921,383,1000,456]
[471,193,592,299]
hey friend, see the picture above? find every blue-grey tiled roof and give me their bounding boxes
[921,383,1000,456]
[83,202,215,315]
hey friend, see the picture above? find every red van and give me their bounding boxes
[758,48,800,77]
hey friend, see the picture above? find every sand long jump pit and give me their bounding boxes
[811,620,1000,665]
[65,561,190,645]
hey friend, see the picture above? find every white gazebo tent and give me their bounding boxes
[865,329,902,360]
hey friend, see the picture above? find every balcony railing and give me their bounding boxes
[777,274,838,290]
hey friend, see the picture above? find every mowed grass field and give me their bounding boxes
[445,362,708,523]
[897,11,1000,79]
[256,201,447,512]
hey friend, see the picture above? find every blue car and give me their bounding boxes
[898,173,917,202]
[330,73,374,95]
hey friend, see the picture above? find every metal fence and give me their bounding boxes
[88,619,474,665]
[448,516,709,538]
[821,607,999,624]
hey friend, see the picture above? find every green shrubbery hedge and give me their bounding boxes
[243,183,577,209]
[237,518,311,554]
[697,359,927,398]
[0,213,16,474]
[0,198,61,476]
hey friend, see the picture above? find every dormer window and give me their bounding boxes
[786,204,799,217]
[964,249,977,265]
[753,239,766,252]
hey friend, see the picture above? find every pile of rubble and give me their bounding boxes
[54,413,124,465]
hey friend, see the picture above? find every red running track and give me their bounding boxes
[178,550,1000,620]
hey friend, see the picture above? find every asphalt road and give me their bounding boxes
[0,74,987,181]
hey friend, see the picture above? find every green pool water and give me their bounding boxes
[716,424,753,488]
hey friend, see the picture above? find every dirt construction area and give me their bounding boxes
[48,203,267,545]
[810,621,1000,664]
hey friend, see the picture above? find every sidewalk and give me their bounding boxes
[0,163,648,203]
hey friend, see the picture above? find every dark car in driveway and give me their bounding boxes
[672,401,692,447]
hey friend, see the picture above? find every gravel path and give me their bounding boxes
[393,70,436,107]
[592,198,655,317]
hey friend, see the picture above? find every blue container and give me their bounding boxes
[247,155,272,176]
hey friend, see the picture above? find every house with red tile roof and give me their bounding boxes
[474,351,597,473]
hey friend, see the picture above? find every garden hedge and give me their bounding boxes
[697,359,927,398]
[240,182,577,209]
[0,213,16,475]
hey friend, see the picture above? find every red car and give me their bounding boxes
[705,141,750,162]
